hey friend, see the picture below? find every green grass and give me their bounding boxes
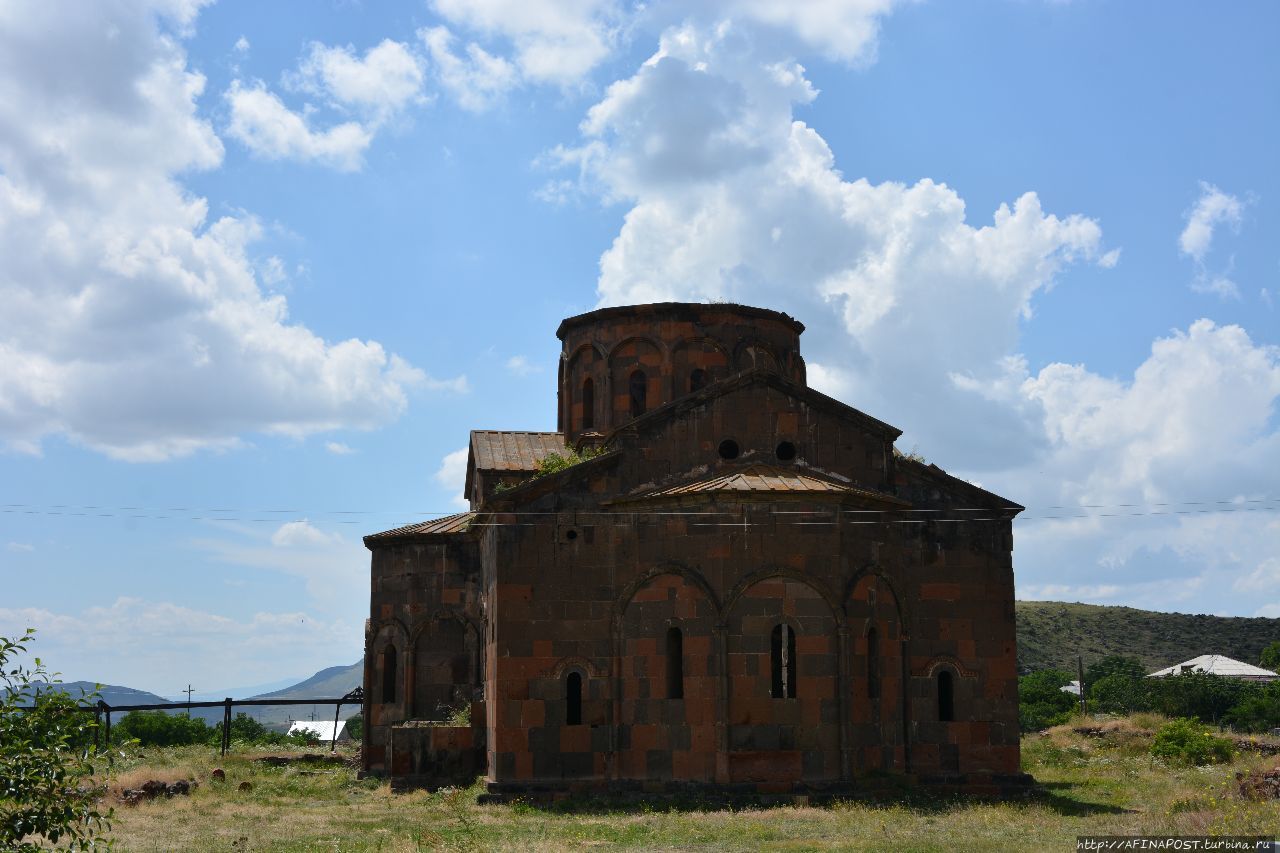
[94,719,1280,851]
[1016,601,1280,674]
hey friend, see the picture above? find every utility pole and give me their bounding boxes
[183,685,195,717]
[1077,656,1087,716]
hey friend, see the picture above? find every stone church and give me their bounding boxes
[362,302,1029,798]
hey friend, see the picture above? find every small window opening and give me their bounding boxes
[718,439,740,460]
[581,378,594,430]
[938,670,954,722]
[770,623,797,698]
[629,370,647,418]
[565,529,578,541]
[689,368,707,393]
[381,644,397,704]
[666,627,684,699]
[867,627,880,701]
[775,441,796,461]
[566,671,583,725]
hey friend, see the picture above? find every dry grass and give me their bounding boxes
[94,723,1280,851]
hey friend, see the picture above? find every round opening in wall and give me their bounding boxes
[718,439,740,460]
[565,529,578,541]
[775,441,796,461]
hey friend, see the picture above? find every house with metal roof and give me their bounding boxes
[360,302,1029,799]
[1148,655,1279,682]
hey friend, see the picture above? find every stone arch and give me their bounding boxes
[608,337,665,422]
[723,566,844,629]
[845,571,906,773]
[842,566,909,629]
[613,563,722,622]
[546,655,605,680]
[565,343,607,433]
[732,338,779,374]
[614,565,721,782]
[723,569,842,783]
[916,654,979,679]
[409,610,482,718]
[670,337,730,396]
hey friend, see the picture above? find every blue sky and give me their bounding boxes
[1,0,1277,694]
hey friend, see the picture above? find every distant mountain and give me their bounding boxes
[1016,601,1280,674]
[252,662,362,700]
[17,681,171,707]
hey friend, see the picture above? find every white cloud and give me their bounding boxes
[430,0,620,86]
[1179,182,1243,262]
[554,19,1280,616]
[0,597,357,693]
[434,446,470,508]
[420,26,519,111]
[294,39,425,120]
[234,35,250,53]
[505,354,541,376]
[1191,275,1240,300]
[270,519,344,548]
[324,440,356,455]
[0,3,429,460]
[5,542,34,553]
[225,81,373,171]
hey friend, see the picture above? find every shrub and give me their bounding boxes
[1260,641,1280,672]
[1085,655,1146,688]
[1147,672,1259,723]
[113,710,214,747]
[0,630,112,851]
[1018,669,1078,732]
[1090,673,1151,715]
[1223,681,1280,733]
[1149,718,1234,766]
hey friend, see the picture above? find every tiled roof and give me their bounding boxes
[365,511,475,542]
[1148,655,1278,680]
[622,464,908,504]
[471,431,566,471]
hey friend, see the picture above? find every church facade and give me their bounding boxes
[362,302,1028,797]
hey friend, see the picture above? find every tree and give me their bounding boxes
[0,630,112,851]
[1085,655,1146,689]
[345,712,363,742]
[1224,681,1280,733]
[113,710,212,747]
[1089,672,1151,715]
[1018,668,1078,731]
[1147,671,1259,724]
[1259,641,1280,672]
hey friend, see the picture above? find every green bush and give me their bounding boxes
[1223,681,1280,733]
[1147,672,1259,723]
[1089,673,1151,715]
[1085,655,1146,688]
[1260,641,1280,671]
[1149,718,1234,766]
[113,710,213,747]
[1018,668,1078,732]
[1,630,112,851]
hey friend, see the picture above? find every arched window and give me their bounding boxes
[381,644,397,704]
[866,627,880,701]
[566,672,583,725]
[689,368,707,393]
[666,627,684,699]
[581,378,594,430]
[629,370,647,418]
[770,623,797,699]
[937,670,954,722]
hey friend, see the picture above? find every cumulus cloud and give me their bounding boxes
[434,446,470,508]
[0,2,438,460]
[421,26,519,111]
[430,0,620,86]
[552,19,1280,615]
[226,38,424,169]
[270,519,344,548]
[6,542,35,553]
[505,354,541,375]
[0,597,357,693]
[324,441,356,455]
[1180,182,1245,300]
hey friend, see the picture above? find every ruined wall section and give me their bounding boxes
[363,534,483,775]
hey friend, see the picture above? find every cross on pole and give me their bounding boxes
[183,685,195,716]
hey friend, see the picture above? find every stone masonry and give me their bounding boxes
[362,302,1029,798]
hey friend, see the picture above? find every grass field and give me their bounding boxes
[98,717,1280,851]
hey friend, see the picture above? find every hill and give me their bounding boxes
[16,681,171,707]
[1015,600,1280,674]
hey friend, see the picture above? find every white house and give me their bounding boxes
[288,720,351,743]
[1147,655,1278,682]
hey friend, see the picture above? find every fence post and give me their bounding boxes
[222,696,232,753]
[104,705,112,747]
[94,701,103,749]
[331,701,342,753]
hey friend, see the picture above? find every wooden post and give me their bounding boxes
[1077,656,1087,716]
[330,701,342,753]
[94,702,103,750]
[221,698,232,756]
[104,706,111,747]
